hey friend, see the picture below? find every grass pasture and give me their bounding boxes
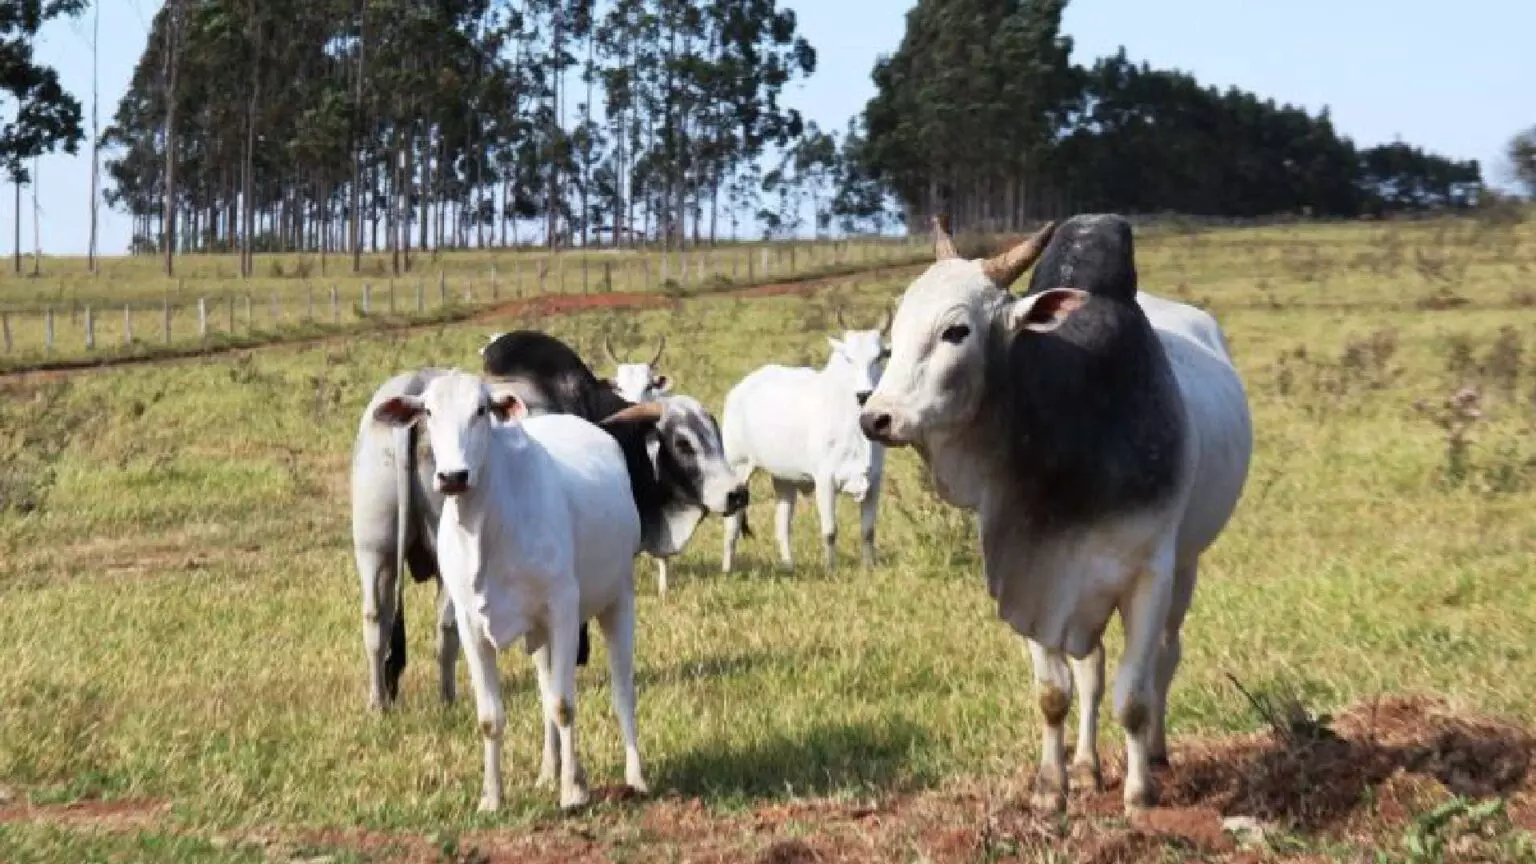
[2,217,1536,861]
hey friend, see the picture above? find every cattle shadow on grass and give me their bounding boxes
[655,717,933,801]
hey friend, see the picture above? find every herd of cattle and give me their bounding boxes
[347,214,1255,816]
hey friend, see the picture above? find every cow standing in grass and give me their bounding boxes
[859,215,1253,815]
[601,335,682,595]
[372,371,645,812]
[720,310,890,572]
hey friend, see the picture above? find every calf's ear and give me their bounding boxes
[1005,288,1089,335]
[374,395,425,426]
[489,393,528,422]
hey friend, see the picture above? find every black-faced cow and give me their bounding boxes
[859,215,1253,815]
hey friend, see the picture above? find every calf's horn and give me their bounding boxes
[600,401,665,428]
[647,335,666,368]
[932,215,959,261]
[981,220,1057,289]
[603,334,623,366]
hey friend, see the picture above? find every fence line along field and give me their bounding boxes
[0,237,926,368]
[1,216,1535,862]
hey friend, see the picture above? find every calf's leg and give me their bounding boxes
[537,588,588,810]
[772,478,798,569]
[597,588,647,794]
[813,476,837,571]
[435,579,459,704]
[1069,644,1106,790]
[451,603,506,813]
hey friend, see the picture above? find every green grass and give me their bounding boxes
[1,216,1534,859]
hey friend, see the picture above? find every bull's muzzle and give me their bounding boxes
[859,409,894,445]
[437,470,470,495]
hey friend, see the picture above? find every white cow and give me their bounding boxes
[372,370,646,812]
[721,310,890,572]
[859,215,1252,816]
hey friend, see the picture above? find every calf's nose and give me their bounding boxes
[859,411,892,441]
[437,470,470,493]
[725,486,750,514]
[856,390,872,406]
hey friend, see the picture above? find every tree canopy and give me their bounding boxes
[1,0,88,183]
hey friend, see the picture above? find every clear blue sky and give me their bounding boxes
[13,0,1535,255]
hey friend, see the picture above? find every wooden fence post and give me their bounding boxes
[438,270,447,304]
[660,252,669,286]
[582,256,590,293]
[490,265,499,300]
[270,290,279,326]
[389,279,396,314]
[162,299,172,344]
[85,306,95,350]
[198,298,208,339]
[1,312,11,353]
[643,256,651,291]
[227,296,234,333]
[761,246,769,278]
[330,286,339,324]
[307,285,315,322]
[464,281,473,304]
[125,306,134,344]
[244,295,253,331]
[45,307,54,352]
[603,261,612,292]
[362,282,371,316]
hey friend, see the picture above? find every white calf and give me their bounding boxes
[721,316,888,571]
[373,370,645,812]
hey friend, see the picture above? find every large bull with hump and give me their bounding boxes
[351,331,746,710]
[859,215,1252,816]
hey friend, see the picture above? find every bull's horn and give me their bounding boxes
[835,307,851,330]
[600,400,665,428]
[646,335,666,368]
[932,215,959,261]
[981,220,1057,289]
[603,334,622,366]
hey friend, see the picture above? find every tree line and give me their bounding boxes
[846,0,1488,233]
[101,0,817,275]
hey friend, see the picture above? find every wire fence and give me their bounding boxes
[0,237,929,366]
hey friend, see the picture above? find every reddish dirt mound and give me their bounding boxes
[5,697,1530,862]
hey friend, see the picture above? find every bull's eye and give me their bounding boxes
[673,436,695,456]
[476,405,487,417]
[878,349,891,361]
[940,324,971,344]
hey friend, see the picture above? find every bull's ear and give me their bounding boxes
[1005,288,1089,335]
[374,395,425,427]
[652,375,672,393]
[489,393,528,422]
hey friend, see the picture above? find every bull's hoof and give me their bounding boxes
[1123,779,1160,816]
[559,783,591,812]
[1030,772,1068,814]
[1070,760,1104,792]
[1149,751,1171,770]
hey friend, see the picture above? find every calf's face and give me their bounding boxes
[828,330,888,405]
[374,371,525,495]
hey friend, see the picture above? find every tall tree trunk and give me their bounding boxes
[350,0,367,272]
[87,0,100,272]
[12,178,20,274]
[162,0,182,277]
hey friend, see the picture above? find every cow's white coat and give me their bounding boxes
[373,371,645,812]
[720,330,888,571]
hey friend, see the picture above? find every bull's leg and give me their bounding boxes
[597,588,647,794]
[1115,547,1177,814]
[532,644,561,790]
[1026,639,1073,813]
[722,510,743,573]
[1068,644,1106,790]
[772,478,798,569]
[452,603,505,813]
[355,546,398,711]
[543,589,587,811]
[655,557,670,597]
[1150,559,1198,767]
[858,482,881,569]
[435,579,460,704]
[813,476,837,571]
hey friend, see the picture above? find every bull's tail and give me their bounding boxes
[384,423,413,697]
[738,506,754,540]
